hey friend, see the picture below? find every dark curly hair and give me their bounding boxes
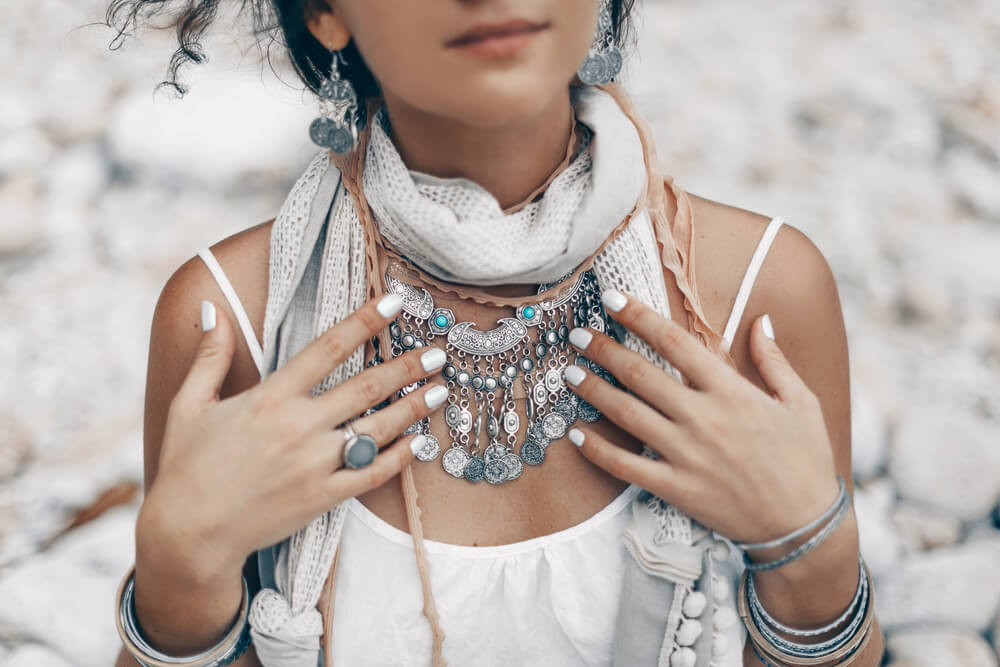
[101,0,640,99]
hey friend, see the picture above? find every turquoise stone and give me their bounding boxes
[523,306,536,319]
[435,314,449,328]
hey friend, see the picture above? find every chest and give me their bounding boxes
[353,256,684,547]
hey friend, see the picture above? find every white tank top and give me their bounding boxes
[195,215,784,666]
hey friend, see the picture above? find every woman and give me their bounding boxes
[108,0,884,665]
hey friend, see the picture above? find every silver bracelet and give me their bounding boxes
[742,480,851,572]
[115,564,252,667]
[747,557,870,657]
[735,475,846,551]
[747,552,866,637]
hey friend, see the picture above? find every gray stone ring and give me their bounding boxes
[341,424,378,470]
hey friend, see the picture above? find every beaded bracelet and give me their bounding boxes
[742,480,851,572]
[115,563,253,667]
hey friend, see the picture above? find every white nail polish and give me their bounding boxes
[201,300,216,332]
[568,428,585,448]
[409,434,428,456]
[563,365,586,386]
[376,293,404,318]
[424,385,448,409]
[601,289,628,313]
[568,327,593,350]
[420,347,446,372]
[762,313,775,340]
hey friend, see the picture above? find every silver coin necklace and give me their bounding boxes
[373,266,619,485]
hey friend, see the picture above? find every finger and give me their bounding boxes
[749,314,809,403]
[567,426,676,495]
[336,383,448,459]
[600,289,738,392]
[267,293,404,398]
[562,364,687,461]
[174,300,236,411]
[314,345,447,429]
[566,326,698,424]
[326,434,423,499]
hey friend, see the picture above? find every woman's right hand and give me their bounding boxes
[138,292,446,581]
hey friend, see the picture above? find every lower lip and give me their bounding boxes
[451,27,545,59]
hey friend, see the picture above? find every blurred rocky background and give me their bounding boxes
[1,0,998,665]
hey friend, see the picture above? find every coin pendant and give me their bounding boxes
[503,453,524,480]
[442,447,470,478]
[484,459,508,485]
[577,398,601,423]
[526,422,551,449]
[552,397,578,423]
[541,412,569,440]
[464,456,486,483]
[521,441,546,466]
[415,435,441,462]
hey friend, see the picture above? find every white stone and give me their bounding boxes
[854,477,904,577]
[887,628,998,667]
[875,538,1000,633]
[890,407,1000,521]
[892,502,963,552]
[3,644,75,667]
[851,380,889,480]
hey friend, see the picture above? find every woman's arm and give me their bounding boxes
[115,254,266,666]
[738,224,885,665]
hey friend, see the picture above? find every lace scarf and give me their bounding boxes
[247,82,735,667]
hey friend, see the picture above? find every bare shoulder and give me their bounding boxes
[153,219,274,399]
[685,192,846,400]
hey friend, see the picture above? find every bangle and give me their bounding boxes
[735,475,846,552]
[747,553,866,638]
[742,480,851,572]
[115,563,253,667]
[737,556,876,666]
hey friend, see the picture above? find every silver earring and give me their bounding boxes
[309,47,366,154]
[576,0,623,85]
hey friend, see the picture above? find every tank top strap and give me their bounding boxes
[197,247,265,376]
[721,216,784,348]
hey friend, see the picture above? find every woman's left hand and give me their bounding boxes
[563,289,840,547]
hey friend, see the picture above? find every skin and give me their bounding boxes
[116,1,884,665]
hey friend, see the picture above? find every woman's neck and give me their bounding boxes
[379,89,575,211]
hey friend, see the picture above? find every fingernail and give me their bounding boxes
[601,289,628,313]
[568,428,585,447]
[201,300,216,332]
[568,327,593,350]
[424,385,448,409]
[563,365,586,386]
[420,347,446,372]
[409,434,428,456]
[762,313,775,340]
[377,293,404,318]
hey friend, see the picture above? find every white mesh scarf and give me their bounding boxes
[247,83,740,667]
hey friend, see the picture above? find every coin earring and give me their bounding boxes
[309,47,367,154]
[576,0,623,86]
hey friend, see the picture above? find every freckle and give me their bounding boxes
[473,542,478,547]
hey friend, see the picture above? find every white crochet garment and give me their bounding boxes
[248,85,695,666]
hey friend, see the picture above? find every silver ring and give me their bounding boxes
[341,424,378,470]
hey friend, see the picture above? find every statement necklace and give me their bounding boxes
[379,266,619,485]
